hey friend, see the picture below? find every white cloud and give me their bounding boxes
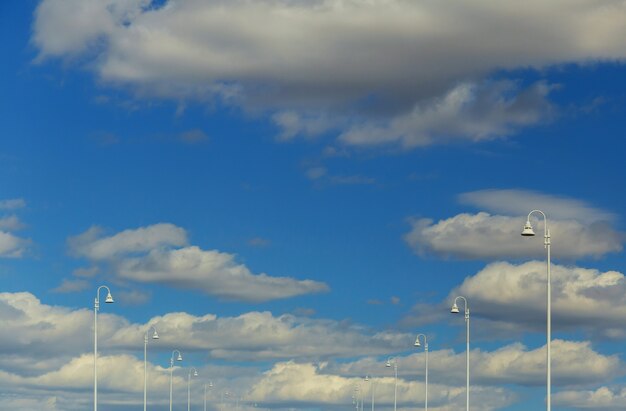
[330,340,620,388]
[0,231,30,258]
[247,360,515,411]
[116,246,328,302]
[68,223,188,260]
[405,212,622,259]
[70,223,328,302]
[0,198,26,210]
[554,386,626,409]
[439,261,626,339]
[405,189,622,259]
[459,189,616,223]
[0,291,409,367]
[32,0,626,148]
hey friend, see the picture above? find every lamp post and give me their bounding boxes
[144,326,159,411]
[414,334,428,411]
[368,375,375,411]
[522,210,551,411]
[204,381,213,411]
[188,367,199,411]
[451,296,469,411]
[94,285,114,411]
[170,350,183,411]
[385,357,397,411]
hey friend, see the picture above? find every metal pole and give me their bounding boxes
[170,357,174,411]
[466,307,470,411]
[425,344,428,411]
[393,361,397,411]
[144,333,148,411]
[546,226,551,411]
[94,297,98,411]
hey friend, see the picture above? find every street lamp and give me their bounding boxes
[385,357,397,411]
[144,326,159,411]
[204,381,213,411]
[414,334,428,411]
[94,285,114,411]
[188,367,199,411]
[522,210,552,411]
[451,296,469,411]
[170,350,183,411]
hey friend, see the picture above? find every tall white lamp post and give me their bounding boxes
[188,367,199,411]
[94,285,114,411]
[385,357,397,411]
[368,375,375,411]
[522,210,552,411]
[451,296,469,411]
[170,350,183,411]
[204,381,213,411]
[143,326,159,411]
[414,334,428,411]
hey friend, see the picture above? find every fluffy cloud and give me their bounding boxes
[68,223,188,260]
[32,0,626,148]
[116,246,328,302]
[329,340,620,388]
[405,189,622,259]
[247,361,515,411]
[410,261,626,339]
[554,386,626,409]
[69,223,328,302]
[0,291,409,367]
[1,291,621,410]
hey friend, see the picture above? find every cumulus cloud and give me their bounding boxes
[247,360,515,411]
[1,291,621,410]
[68,223,188,260]
[329,340,620,388]
[0,291,409,367]
[32,0,626,148]
[405,189,622,259]
[116,246,328,302]
[69,223,328,302]
[554,386,626,409]
[413,261,626,339]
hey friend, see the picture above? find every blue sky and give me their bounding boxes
[2,0,626,410]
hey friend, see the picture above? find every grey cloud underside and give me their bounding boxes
[33,0,626,146]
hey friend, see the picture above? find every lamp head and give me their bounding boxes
[177,353,183,361]
[521,221,536,236]
[105,292,114,304]
[414,338,421,347]
[193,370,199,377]
[152,330,159,339]
[365,375,369,381]
[209,381,213,388]
[451,302,460,313]
[385,360,391,368]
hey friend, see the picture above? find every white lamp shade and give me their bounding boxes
[105,293,114,303]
